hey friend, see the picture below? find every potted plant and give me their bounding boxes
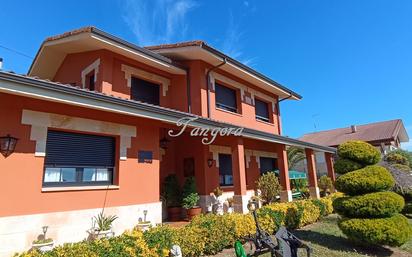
[32,226,54,252]
[162,174,182,221]
[93,212,118,239]
[135,210,151,231]
[182,177,202,220]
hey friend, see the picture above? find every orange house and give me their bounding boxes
[0,27,335,255]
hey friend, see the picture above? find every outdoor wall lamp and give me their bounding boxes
[207,158,214,168]
[159,136,170,149]
[0,134,18,158]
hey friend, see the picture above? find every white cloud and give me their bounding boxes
[122,0,196,45]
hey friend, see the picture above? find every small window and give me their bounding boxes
[219,154,233,186]
[86,72,95,91]
[259,157,278,175]
[215,83,237,113]
[255,99,270,122]
[43,130,115,187]
[131,77,160,105]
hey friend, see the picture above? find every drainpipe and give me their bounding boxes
[206,58,227,118]
[276,93,293,135]
[184,66,192,113]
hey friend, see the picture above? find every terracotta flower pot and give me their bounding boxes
[167,207,182,221]
[186,206,202,220]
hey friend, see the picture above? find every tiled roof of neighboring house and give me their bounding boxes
[0,70,335,153]
[299,119,409,147]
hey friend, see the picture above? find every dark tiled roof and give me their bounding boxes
[145,40,204,50]
[300,120,405,147]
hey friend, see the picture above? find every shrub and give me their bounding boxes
[182,192,200,209]
[162,174,181,207]
[333,192,405,218]
[339,214,412,247]
[318,175,334,196]
[337,141,381,165]
[389,149,412,169]
[334,158,364,174]
[174,225,205,257]
[391,163,411,172]
[403,203,412,214]
[143,225,176,257]
[386,152,410,166]
[182,176,197,198]
[256,172,282,204]
[335,165,395,196]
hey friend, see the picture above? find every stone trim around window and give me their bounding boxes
[21,109,136,160]
[209,145,232,168]
[121,64,170,96]
[81,58,100,89]
[244,149,278,168]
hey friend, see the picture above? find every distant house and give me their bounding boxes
[296,119,409,176]
[300,119,409,154]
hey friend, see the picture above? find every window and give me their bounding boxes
[86,72,95,91]
[219,154,233,186]
[255,99,270,122]
[131,77,160,105]
[43,130,115,187]
[215,83,237,113]
[259,157,278,175]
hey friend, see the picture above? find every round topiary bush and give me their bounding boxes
[335,165,395,196]
[333,192,405,218]
[334,158,364,174]
[338,141,381,165]
[386,152,410,166]
[339,214,412,247]
[391,163,411,173]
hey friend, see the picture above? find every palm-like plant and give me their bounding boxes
[287,146,305,169]
[95,212,118,231]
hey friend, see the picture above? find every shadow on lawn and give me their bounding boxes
[293,230,394,257]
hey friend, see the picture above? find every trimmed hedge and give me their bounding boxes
[334,158,364,174]
[335,165,395,196]
[339,214,412,247]
[391,163,411,172]
[337,141,381,165]
[333,192,405,218]
[386,153,410,166]
[15,194,341,257]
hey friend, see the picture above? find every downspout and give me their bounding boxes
[276,93,293,135]
[184,66,192,113]
[206,58,227,118]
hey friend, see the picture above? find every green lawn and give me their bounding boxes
[211,214,412,257]
[292,214,412,257]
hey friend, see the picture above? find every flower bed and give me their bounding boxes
[14,193,342,257]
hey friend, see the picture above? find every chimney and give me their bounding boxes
[0,58,3,70]
[351,125,357,133]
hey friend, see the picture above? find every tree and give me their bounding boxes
[333,140,412,246]
[287,146,305,169]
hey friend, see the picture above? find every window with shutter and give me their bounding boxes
[131,77,160,105]
[218,154,233,186]
[43,130,115,187]
[255,99,270,122]
[215,83,237,113]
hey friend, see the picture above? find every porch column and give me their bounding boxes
[231,137,248,213]
[325,152,336,182]
[305,148,320,199]
[277,144,292,202]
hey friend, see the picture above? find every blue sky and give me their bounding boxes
[1,1,411,150]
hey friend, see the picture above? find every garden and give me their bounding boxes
[14,141,412,257]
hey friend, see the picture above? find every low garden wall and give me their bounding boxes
[15,193,342,257]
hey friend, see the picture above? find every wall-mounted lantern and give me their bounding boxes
[159,136,170,150]
[0,134,18,158]
[207,158,214,168]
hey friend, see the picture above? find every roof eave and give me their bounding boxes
[0,71,333,153]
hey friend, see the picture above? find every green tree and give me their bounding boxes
[287,146,305,169]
